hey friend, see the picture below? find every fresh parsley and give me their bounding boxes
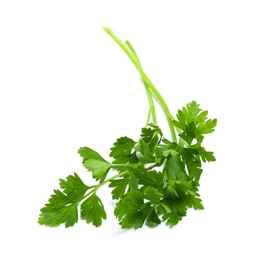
[38,27,217,229]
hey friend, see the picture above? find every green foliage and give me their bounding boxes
[38,101,216,229]
[38,28,217,230]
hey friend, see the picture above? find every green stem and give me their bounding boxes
[103,27,177,142]
[111,163,141,168]
[83,170,128,199]
[125,40,157,126]
[143,80,157,126]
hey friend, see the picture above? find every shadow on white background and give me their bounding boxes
[0,1,259,259]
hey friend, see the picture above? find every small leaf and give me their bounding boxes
[197,147,216,162]
[81,194,106,227]
[138,139,155,163]
[59,173,89,201]
[131,167,164,186]
[143,187,164,204]
[38,203,78,228]
[48,189,74,209]
[110,137,136,158]
[109,178,129,200]
[83,159,111,181]
[146,209,161,227]
[38,189,79,228]
[196,119,217,135]
[114,191,151,229]
[165,155,188,181]
[78,147,106,162]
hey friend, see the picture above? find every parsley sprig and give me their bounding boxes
[38,27,217,229]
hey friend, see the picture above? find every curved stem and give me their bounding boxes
[103,27,177,142]
[125,40,157,126]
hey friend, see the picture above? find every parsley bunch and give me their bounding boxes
[38,27,217,229]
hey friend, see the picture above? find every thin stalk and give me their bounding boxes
[103,27,177,142]
[83,170,128,199]
[125,40,157,126]
[144,80,157,126]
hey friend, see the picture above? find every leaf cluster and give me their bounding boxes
[38,173,106,227]
[38,101,217,229]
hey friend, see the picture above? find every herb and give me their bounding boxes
[38,27,217,229]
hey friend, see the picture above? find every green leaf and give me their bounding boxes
[38,203,78,228]
[174,101,201,129]
[174,110,186,130]
[181,148,200,166]
[164,182,204,215]
[196,118,217,135]
[83,159,111,181]
[110,137,136,158]
[114,191,151,229]
[143,187,164,204]
[109,178,129,200]
[179,122,196,145]
[131,167,164,187]
[195,110,208,125]
[48,189,74,208]
[160,140,179,157]
[138,138,155,163]
[79,147,110,182]
[59,173,89,201]
[111,153,139,165]
[38,189,78,228]
[81,194,106,227]
[163,209,184,227]
[78,147,107,162]
[165,154,188,181]
[159,203,172,214]
[196,146,216,162]
[174,181,197,196]
[173,101,217,145]
[141,126,156,143]
[188,165,203,183]
[159,199,186,226]
[182,101,201,123]
[146,208,161,227]
[181,148,202,181]
[141,124,162,144]
[129,175,139,191]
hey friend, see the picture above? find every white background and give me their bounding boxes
[1,0,259,259]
